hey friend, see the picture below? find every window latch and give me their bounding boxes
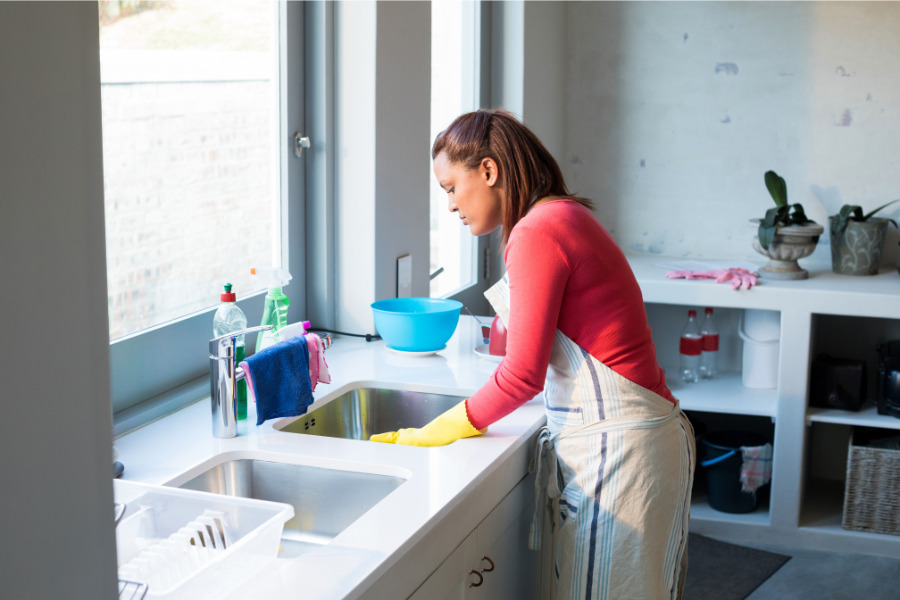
[293,133,311,158]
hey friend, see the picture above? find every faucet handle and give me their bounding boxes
[209,324,274,355]
[314,332,333,350]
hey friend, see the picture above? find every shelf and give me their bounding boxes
[807,404,900,430]
[800,478,900,538]
[667,370,778,417]
[799,478,844,529]
[799,479,900,555]
[690,492,770,526]
[628,254,900,319]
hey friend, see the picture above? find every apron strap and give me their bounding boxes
[529,426,560,550]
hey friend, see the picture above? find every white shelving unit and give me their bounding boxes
[628,255,900,558]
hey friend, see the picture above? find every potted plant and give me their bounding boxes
[752,170,824,280]
[829,199,900,276]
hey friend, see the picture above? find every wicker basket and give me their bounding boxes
[842,432,900,536]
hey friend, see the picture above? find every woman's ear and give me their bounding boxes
[481,157,499,187]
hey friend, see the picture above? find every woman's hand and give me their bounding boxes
[370,400,485,446]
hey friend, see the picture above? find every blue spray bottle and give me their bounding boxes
[251,266,292,350]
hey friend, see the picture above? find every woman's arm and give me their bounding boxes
[465,224,570,429]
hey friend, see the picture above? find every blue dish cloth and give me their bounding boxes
[241,336,313,426]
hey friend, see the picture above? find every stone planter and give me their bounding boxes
[752,221,824,280]
[829,217,889,276]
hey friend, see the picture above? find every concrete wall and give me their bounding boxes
[563,1,900,269]
[0,3,117,598]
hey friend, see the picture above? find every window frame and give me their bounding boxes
[111,1,306,433]
[439,1,500,316]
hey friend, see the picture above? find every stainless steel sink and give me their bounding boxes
[177,459,405,557]
[277,387,465,440]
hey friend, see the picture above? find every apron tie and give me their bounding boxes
[560,401,681,439]
[529,426,561,550]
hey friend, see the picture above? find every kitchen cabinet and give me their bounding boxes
[628,255,900,557]
[408,469,545,600]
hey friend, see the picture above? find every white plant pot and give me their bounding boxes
[751,221,824,280]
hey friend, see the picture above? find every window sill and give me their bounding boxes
[113,376,208,438]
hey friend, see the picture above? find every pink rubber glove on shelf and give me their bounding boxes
[666,268,758,290]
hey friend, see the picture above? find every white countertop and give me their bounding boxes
[114,315,546,600]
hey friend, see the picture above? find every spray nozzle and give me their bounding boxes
[250,266,292,289]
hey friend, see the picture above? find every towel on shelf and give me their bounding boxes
[240,336,313,426]
[740,443,773,493]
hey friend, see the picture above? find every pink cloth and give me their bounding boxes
[305,334,320,392]
[239,360,255,402]
[305,333,331,386]
[665,268,757,290]
[466,200,674,431]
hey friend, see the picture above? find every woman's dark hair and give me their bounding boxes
[432,108,592,243]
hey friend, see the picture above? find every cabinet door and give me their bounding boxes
[470,471,542,600]
[407,531,478,600]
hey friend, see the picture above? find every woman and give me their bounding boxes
[372,109,694,600]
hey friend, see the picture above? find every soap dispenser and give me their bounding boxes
[213,283,249,420]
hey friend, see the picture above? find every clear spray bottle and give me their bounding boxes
[251,266,292,350]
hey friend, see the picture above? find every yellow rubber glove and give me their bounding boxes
[370,400,485,446]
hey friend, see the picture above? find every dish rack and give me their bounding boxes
[113,480,293,599]
[119,579,149,600]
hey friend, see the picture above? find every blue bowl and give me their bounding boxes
[371,297,463,352]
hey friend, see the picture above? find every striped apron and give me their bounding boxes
[486,276,695,600]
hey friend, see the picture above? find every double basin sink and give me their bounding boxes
[170,386,464,557]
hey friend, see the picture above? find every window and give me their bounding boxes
[429,0,481,299]
[99,0,282,340]
[100,0,305,421]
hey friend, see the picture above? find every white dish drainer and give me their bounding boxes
[113,480,293,599]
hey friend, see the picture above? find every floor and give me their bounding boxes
[743,544,900,600]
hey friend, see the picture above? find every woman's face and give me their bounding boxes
[433,151,503,237]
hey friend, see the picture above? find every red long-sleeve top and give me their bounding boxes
[466,200,674,430]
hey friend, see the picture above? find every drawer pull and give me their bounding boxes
[481,555,495,573]
[467,570,484,588]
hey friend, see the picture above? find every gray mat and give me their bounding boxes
[684,533,791,600]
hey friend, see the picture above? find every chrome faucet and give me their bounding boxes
[209,324,273,438]
[209,325,335,438]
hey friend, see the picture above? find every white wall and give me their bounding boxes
[334,1,431,332]
[564,1,900,268]
[0,3,117,598]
